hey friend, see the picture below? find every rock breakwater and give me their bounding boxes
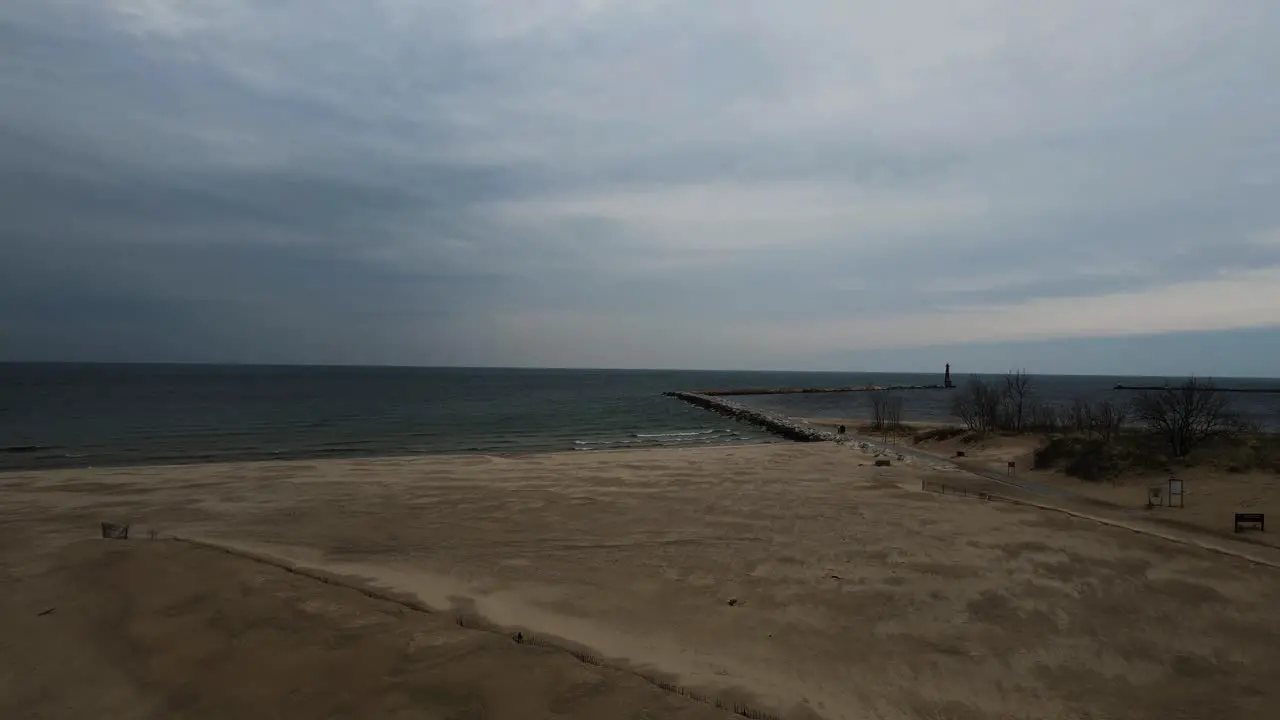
[694,385,950,396]
[663,391,836,442]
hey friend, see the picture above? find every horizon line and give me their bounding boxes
[0,359,1272,381]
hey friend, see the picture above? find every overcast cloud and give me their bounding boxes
[2,0,1279,373]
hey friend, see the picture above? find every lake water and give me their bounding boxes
[3,363,1277,470]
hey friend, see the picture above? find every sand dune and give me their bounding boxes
[4,442,1280,719]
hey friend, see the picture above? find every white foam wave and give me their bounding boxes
[633,429,727,439]
[574,438,645,447]
[573,428,748,451]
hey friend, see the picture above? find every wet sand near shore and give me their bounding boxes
[4,442,1280,719]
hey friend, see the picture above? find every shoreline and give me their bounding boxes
[0,437,788,476]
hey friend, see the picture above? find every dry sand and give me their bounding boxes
[4,442,1280,719]
[812,417,1280,550]
[1,538,726,720]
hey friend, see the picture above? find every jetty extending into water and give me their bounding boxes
[663,391,835,442]
[1112,385,1280,394]
[667,365,957,440]
[693,384,950,396]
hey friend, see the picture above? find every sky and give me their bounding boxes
[2,0,1279,375]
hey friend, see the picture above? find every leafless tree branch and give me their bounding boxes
[1130,378,1240,457]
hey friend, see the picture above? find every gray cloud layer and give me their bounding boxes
[3,0,1280,371]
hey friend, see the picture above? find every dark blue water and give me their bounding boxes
[2,363,1278,471]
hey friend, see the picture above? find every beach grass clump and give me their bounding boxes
[912,427,966,444]
[1034,436,1127,481]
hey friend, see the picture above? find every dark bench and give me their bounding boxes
[1234,513,1265,533]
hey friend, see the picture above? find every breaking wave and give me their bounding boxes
[572,428,749,451]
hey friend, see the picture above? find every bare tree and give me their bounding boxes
[951,376,1002,432]
[976,378,1004,432]
[1090,399,1128,443]
[870,391,888,431]
[1028,400,1062,433]
[1002,370,1033,433]
[950,385,979,431]
[1130,378,1240,458]
[885,393,904,430]
[1068,397,1093,435]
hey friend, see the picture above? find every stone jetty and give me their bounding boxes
[663,391,836,442]
[693,384,949,396]
[1112,384,1280,394]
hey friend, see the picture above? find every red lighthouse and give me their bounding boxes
[944,363,953,388]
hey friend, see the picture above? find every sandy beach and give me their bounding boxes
[808,417,1280,551]
[4,441,1280,719]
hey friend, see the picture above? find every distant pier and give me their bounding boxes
[1112,385,1280,394]
[663,391,835,442]
[692,384,951,396]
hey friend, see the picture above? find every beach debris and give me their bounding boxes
[874,459,892,467]
[727,597,739,607]
[37,607,56,617]
[100,521,129,539]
